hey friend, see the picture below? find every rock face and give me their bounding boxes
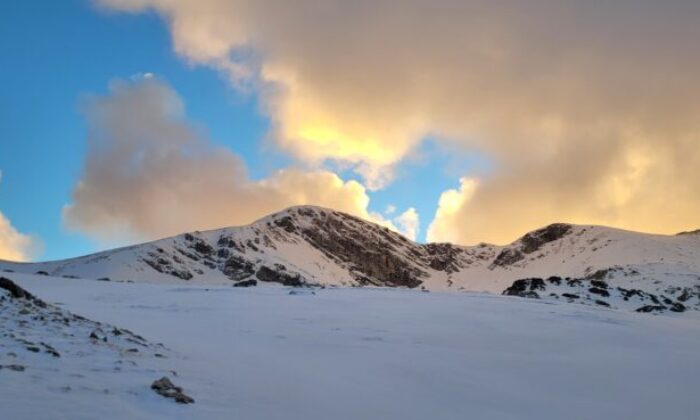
[502,278,547,298]
[492,224,572,268]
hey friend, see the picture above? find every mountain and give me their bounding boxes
[2,205,699,314]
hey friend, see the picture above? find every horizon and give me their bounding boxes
[2,202,697,264]
[2,0,700,262]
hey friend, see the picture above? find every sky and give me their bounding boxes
[1,0,700,262]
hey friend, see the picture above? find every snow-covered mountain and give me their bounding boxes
[2,205,699,314]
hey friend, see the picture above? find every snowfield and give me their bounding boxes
[2,273,699,420]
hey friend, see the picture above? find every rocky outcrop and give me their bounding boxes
[501,272,695,314]
[491,224,572,268]
[502,278,546,298]
[255,265,305,286]
[233,279,257,288]
[151,377,194,404]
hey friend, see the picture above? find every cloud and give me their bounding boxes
[394,208,419,241]
[64,77,418,243]
[98,0,700,242]
[0,173,39,261]
[0,212,38,262]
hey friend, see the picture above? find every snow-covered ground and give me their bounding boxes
[2,273,699,420]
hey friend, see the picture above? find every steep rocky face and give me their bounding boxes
[128,207,445,288]
[127,206,496,288]
[491,223,573,268]
[284,208,427,288]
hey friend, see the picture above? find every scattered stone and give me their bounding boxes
[151,377,195,404]
[42,342,61,358]
[0,364,25,372]
[547,276,562,285]
[589,287,610,297]
[669,302,686,313]
[289,290,316,296]
[590,279,609,289]
[636,305,667,313]
[233,279,257,288]
[256,266,305,287]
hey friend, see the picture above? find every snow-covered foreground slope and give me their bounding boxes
[1,206,699,314]
[2,274,700,420]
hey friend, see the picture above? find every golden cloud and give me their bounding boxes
[0,173,39,261]
[98,0,700,242]
[63,77,419,242]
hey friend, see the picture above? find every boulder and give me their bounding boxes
[151,377,195,404]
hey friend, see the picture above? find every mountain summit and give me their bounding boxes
[2,206,699,314]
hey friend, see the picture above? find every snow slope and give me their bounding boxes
[2,274,699,420]
[1,206,699,314]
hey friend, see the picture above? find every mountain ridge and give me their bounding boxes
[2,205,699,314]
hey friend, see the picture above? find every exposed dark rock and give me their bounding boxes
[0,364,25,372]
[42,342,60,358]
[502,278,546,298]
[669,302,686,313]
[233,279,257,288]
[217,236,235,248]
[547,276,562,285]
[35,271,49,276]
[562,293,580,299]
[567,278,583,287]
[595,300,610,307]
[0,277,36,300]
[151,377,194,404]
[274,216,297,233]
[492,224,572,268]
[143,258,193,280]
[589,287,610,297]
[587,268,614,281]
[636,305,667,313]
[519,224,572,254]
[255,266,304,287]
[294,210,424,288]
[223,256,255,281]
[590,279,609,289]
[193,241,214,255]
[491,248,525,267]
[423,243,465,273]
